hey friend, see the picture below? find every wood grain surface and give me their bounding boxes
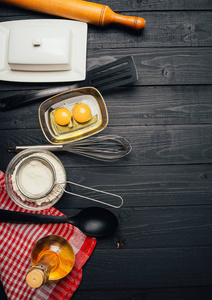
[0,0,212,300]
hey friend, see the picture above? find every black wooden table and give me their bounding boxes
[0,1,212,299]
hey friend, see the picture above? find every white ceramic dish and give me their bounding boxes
[0,19,87,82]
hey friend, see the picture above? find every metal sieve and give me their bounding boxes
[15,156,123,208]
[16,156,56,200]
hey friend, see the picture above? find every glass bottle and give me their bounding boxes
[26,235,75,288]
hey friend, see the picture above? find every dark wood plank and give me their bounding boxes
[60,205,212,249]
[0,154,211,207]
[87,48,212,85]
[104,85,212,126]
[1,124,212,168]
[56,164,212,208]
[1,0,212,15]
[0,282,8,300]
[1,143,211,207]
[96,0,212,11]
[72,287,212,300]
[0,48,211,93]
[86,11,212,48]
[75,247,212,289]
[1,85,212,128]
[1,280,212,300]
[0,11,211,48]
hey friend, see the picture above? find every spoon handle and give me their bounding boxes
[0,209,69,224]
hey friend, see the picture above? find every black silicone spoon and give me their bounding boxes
[0,207,118,237]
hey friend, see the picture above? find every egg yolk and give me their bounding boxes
[54,108,72,126]
[73,104,91,123]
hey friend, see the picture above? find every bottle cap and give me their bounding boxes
[26,268,44,288]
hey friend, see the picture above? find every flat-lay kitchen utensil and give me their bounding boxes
[14,155,123,208]
[5,149,67,210]
[8,135,132,162]
[2,0,145,30]
[0,207,118,237]
[0,19,87,83]
[0,55,138,111]
[5,148,124,210]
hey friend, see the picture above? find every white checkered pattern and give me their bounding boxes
[0,171,96,300]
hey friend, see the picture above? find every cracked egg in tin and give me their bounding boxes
[39,87,108,144]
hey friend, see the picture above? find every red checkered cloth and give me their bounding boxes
[0,171,96,300]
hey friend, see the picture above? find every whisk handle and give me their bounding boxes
[8,145,63,153]
[7,135,132,161]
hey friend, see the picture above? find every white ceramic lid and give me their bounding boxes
[8,26,72,71]
[0,19,87,82]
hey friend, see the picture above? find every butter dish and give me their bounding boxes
[0,19,87,82]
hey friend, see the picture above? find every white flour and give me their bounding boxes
[11,152,66,205]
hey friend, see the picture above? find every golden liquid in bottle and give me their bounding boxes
[30,235,75,281]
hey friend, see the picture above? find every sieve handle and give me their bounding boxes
[57,180,124,209]
[0,209,69,224]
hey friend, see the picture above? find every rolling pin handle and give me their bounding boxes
[101,6,146,30]
[113,13,146,30]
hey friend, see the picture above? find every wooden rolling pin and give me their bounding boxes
[2,0,146,30]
